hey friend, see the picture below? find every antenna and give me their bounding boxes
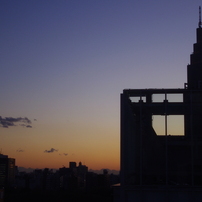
[199,6,202,28]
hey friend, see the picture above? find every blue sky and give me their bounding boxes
[0,0,201,170]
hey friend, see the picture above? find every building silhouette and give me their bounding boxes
[58,161,88,191]
[119,7,202,202]
[0,154,15,188]
[8,162,115,201]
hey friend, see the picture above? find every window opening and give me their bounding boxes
[152,115,184,136]
[129,96,146,103]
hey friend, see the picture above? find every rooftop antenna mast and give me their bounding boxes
[199,6,202,28]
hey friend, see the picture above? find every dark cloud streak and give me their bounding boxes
[26,125,32,128]
[16,149,24,152]
[0,116,32,128]
[44,148,58,153]
[59,153,68,156]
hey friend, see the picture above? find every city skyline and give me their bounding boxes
[1,1,201,171]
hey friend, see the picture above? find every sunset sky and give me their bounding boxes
[0,0,201,171]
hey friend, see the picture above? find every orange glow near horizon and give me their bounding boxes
[1,122,120,171]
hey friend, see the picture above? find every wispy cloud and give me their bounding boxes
[0,116,32,128]
[20,124,32,128]
[16,149,24,152]
[26,125,32,128]
[59,153,68,156]
[44,148,58,153]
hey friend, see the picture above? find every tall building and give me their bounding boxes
[69,162,77,170]
[0,154,15,188]
[119,7,202,202]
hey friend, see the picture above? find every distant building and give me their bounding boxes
[77,162,88,190]
[0,154,15,188]
[69,162,76,169]
[59,162,88,191]
[118,7,202,202]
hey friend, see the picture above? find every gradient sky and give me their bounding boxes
[0,0,201,171]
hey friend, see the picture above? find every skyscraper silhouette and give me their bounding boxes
[119,7,202,202]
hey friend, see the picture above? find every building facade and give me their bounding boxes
[0,154,15,188]
[119,9,202,202]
